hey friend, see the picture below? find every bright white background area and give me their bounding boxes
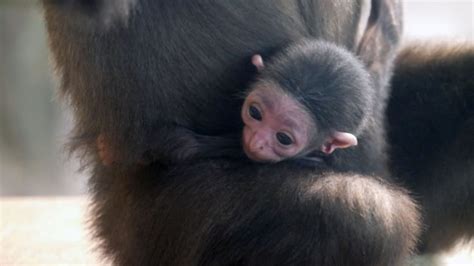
[403,0,473,41]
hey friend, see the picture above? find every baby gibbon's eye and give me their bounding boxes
[249,105,262,121]
[276,132,293,146]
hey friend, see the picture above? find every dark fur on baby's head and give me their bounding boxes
[257,40,374,138]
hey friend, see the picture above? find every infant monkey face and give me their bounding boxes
[241,86,314,163]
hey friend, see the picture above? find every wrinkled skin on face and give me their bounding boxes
[241,85,316,163]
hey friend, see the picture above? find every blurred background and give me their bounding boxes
[0,0,473,196]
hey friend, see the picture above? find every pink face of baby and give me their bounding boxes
[241,54,358,163]
[241,85,315,162]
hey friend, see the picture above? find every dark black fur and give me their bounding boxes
[255,40,373,150]
[388,43,474,253]
[92,161,419,265]
[42,0,423,265]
